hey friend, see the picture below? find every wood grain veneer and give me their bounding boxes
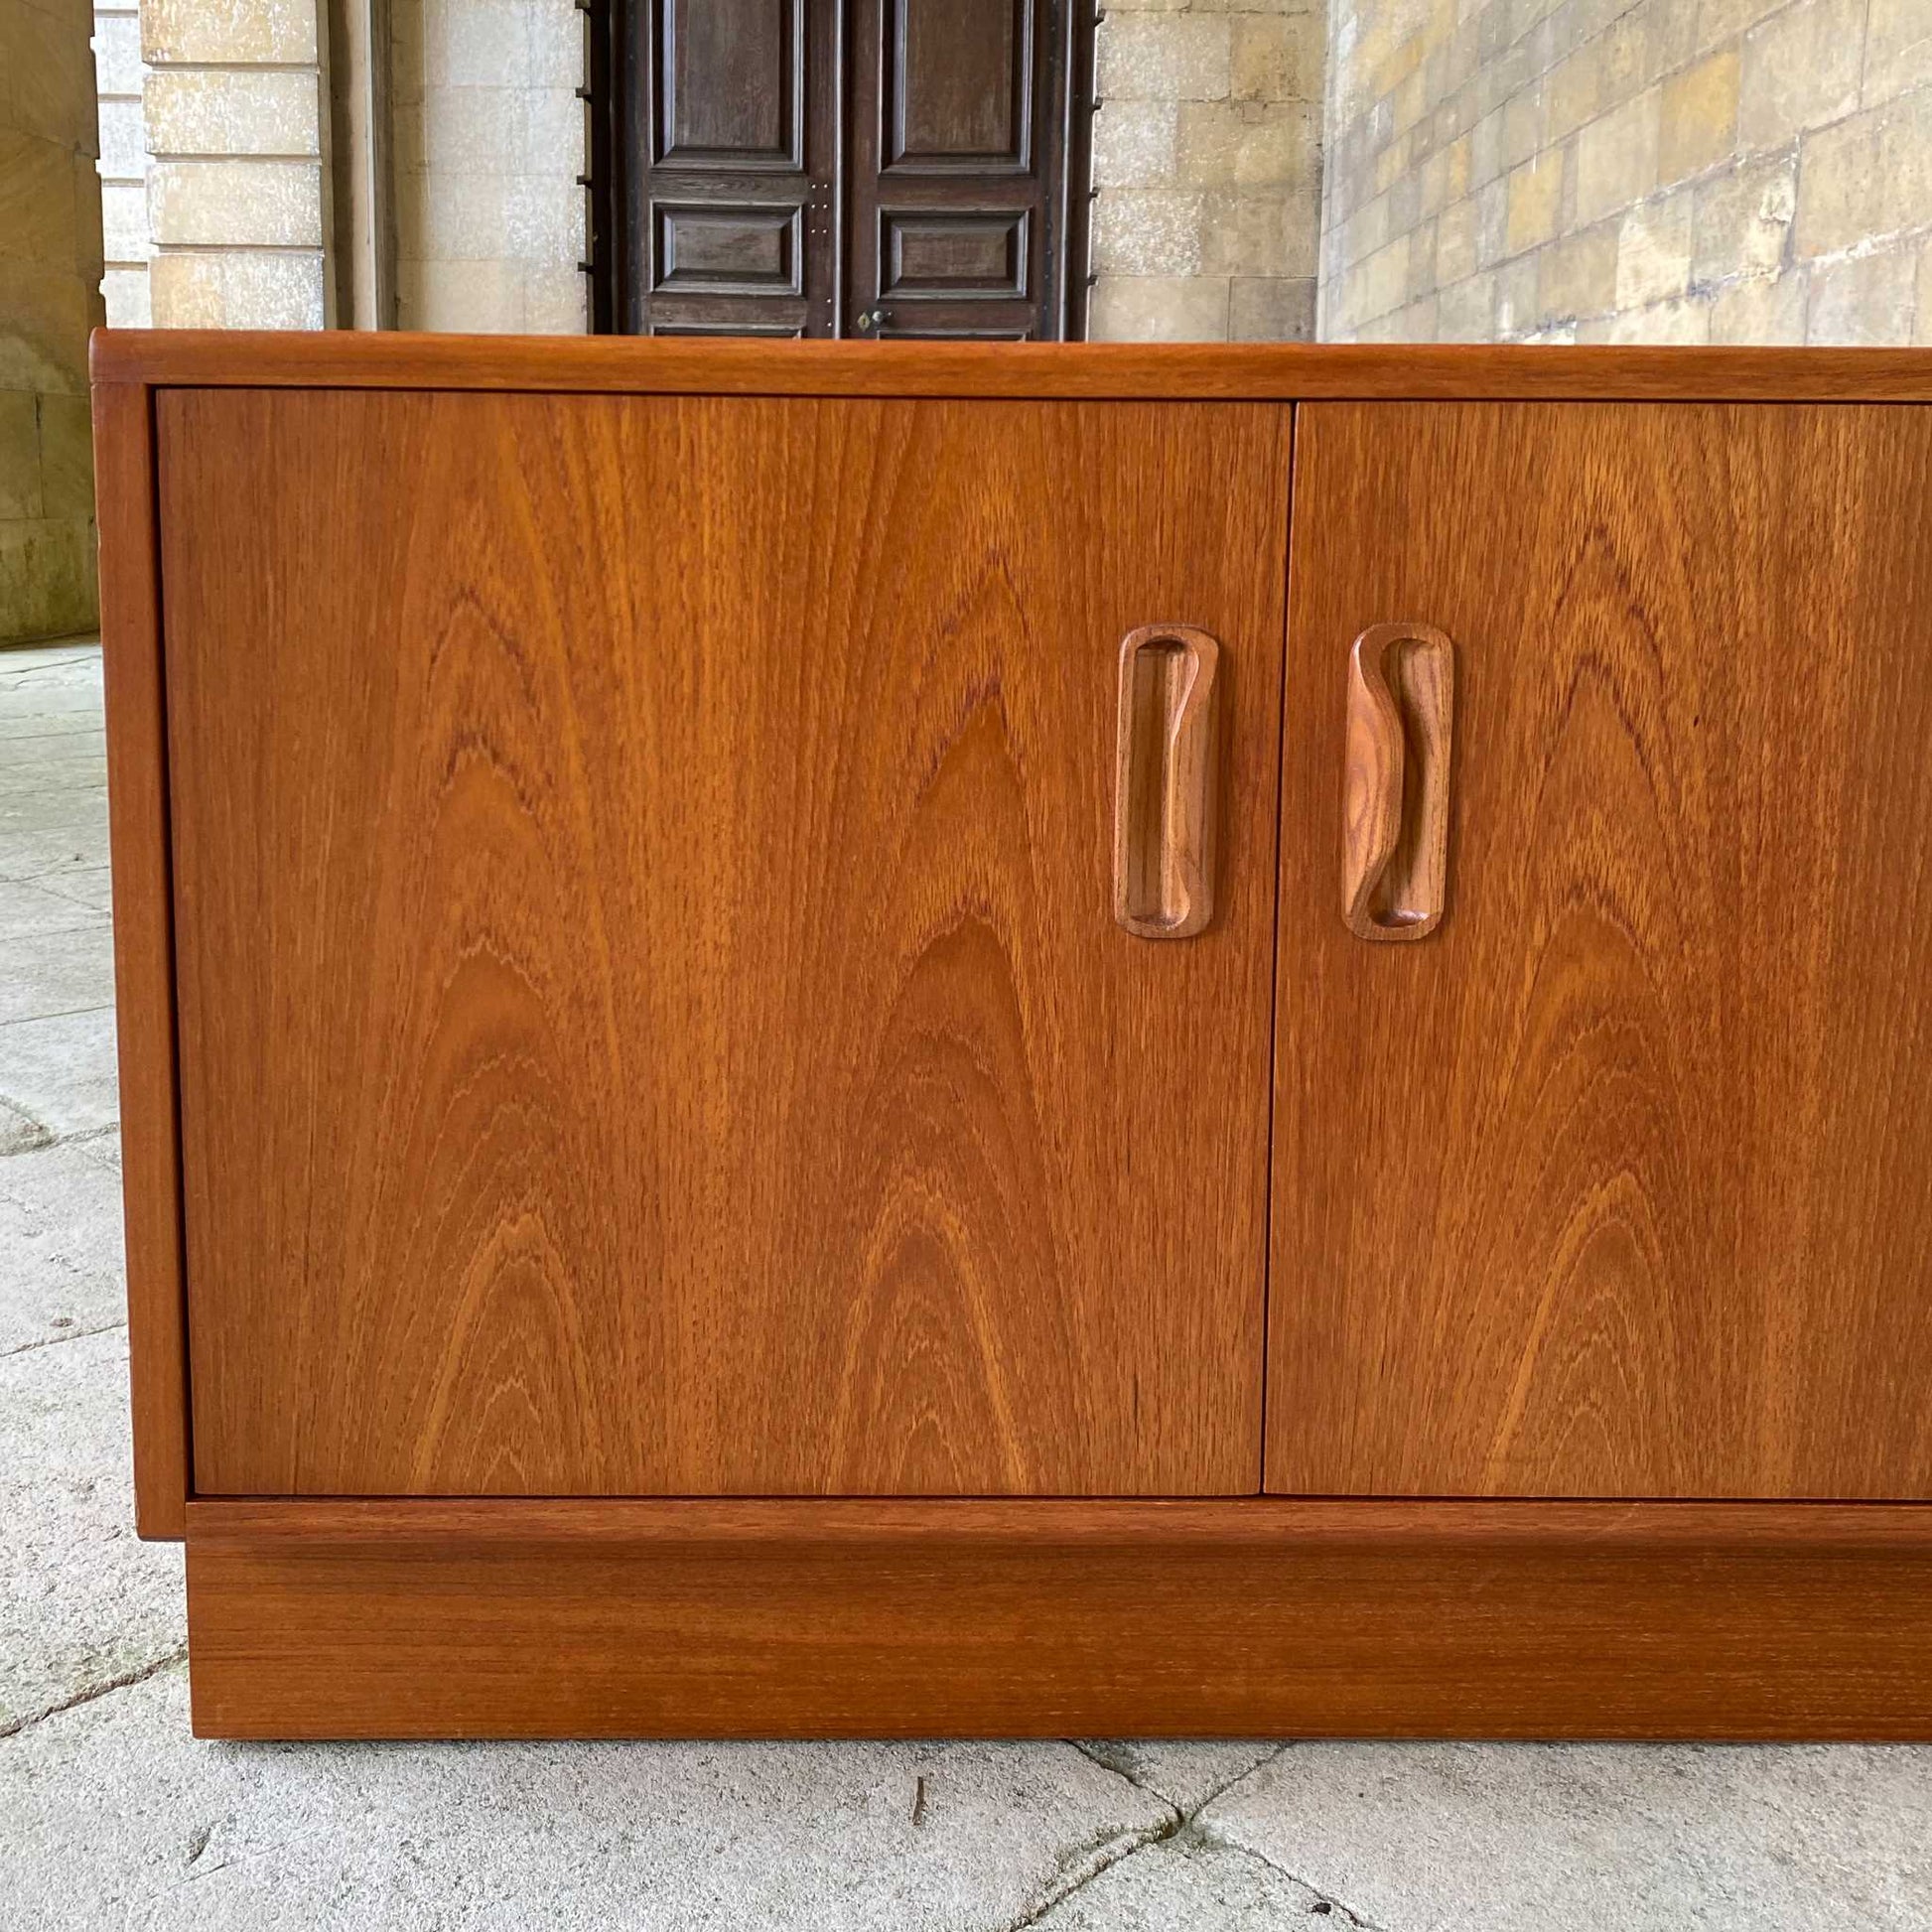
[1272,401,1932,1499]
[90,380,190,1540]
[89,330,1932,401]
[158,388,1287,1499]
[186,1498,1932,1739]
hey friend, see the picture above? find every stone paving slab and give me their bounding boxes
[0,875,111,937]
[0,1004,123,1139]
[1202,1741,1932,1932]
[1,1325,186,1738]
[1,1133,128,1355]
[0,924,117,1024]
[2,1668,1175,1932]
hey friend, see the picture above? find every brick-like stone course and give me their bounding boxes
[1091,0,1327,343]
[1322,0,1932,345]
[137,0,330,329]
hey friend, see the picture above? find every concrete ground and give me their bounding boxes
[4,640,1929,1931]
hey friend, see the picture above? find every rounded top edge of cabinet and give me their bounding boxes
[88,330,1932,404]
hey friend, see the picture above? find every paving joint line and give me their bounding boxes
[0,1647,188,1742]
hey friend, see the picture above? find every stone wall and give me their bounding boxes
[94,1,149,325]
[139,0,332,328]
[389,0,585,332]
[1322,0,1932,345]
[2,0,103,642]
[1089,0,1327,341]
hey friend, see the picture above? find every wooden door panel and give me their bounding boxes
[619,0,836,335]
[1271,402,1932,1499]
[847,0,1076,340]
[162,390,1288,1499]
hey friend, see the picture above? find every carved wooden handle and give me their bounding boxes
[1114,624,1220,938]
[1341,621,1454,942]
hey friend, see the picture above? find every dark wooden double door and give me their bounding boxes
[603,0,1087,339]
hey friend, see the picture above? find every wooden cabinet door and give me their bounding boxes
[1271,402,1932,1500]
[160,389,1287,1498]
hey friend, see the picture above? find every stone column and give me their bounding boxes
[140,0,332,327]
[1,0,104,642]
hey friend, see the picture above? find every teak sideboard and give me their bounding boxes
[91,333,1932,1740]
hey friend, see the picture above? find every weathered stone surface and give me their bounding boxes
[0,1326,184,1737]
[0,924,115,1025]
[0,1134,125,1356]
[142,0,317,67]
[4,1669,1172,1931]
[148,248,327,330]
[1075,1741,1279,1814]
[0,1005,120,1139]
[1088,274,1230,341]
[1035,1833,1351,1929]
[1807,247,1919,345]
[1205,1741,1932,1931]
[144,69,322,157]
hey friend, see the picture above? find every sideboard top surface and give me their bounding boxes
[89,330,1932,402]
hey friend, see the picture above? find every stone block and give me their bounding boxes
[1357,233,1412,322]
[1659,48,1739,186]
[1506,149,1564,255]
[1738,0,1864,151]
[1796,89,1932,257]
[0,391,41,521]
[0,264,90,394]
[1435,266,1496,340]
[142,0,316,65]
[1692,151,1795,287]
[1092,190,1205,275]
[1587,292,1713,342]
[0,133,80,267]
[1177,101,1317,191]
[1092,99,1179,189]
[1475,172,1509,266]
[1616,185,1694,307]
[417,83,527,176]
[1088,273,1229,342]
[1097,14,1232,102]
[1230,12,1322,102]
[90,9,145,95]
[1198,194,1289,276]
[523,85,585,177]
[148,158,323,247]
[1546,39,1602,143]
[1500,85,1543,172]
[1538,218,1617,319]
[523,264,588,335]
[35,392,92,521]
[92,96,145,178]
[1806,246,1918,345]
[1695,0,1786,53]
[147,246,325,328]
[397,254,527,332]
[1920,240,1932,346]
[1864,0,1932,105]
[0,0,98,147]
[144,69,321,157]
[1575,85,1661,224]
[1710,269,1809,343]
[1437,192,1480,282]
[1228,275,1316,340]
[99,178,147,263]
[99,266,152,328]
[523,0,581,85]
[1493,250,1538,334]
